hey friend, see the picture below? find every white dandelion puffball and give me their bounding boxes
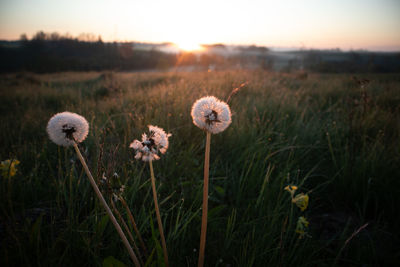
[191,96,232,134]
[129,125,171,161]
[47,111,89,146]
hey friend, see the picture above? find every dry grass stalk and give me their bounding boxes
[73,143,141,267]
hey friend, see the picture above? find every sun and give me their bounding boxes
[174,41,204,52]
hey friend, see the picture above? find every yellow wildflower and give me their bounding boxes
[284,185,298,198]
[292,193,309,211]
[0,159,20,178]
[295,216,309,238]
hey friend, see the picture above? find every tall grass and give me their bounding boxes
[0,71,399,266]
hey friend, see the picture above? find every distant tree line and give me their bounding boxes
[0,31,399,73]
[0,31,180,73]
[300,50,400,73]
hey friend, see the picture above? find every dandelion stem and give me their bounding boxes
[198,131,211,267]
[149,160,169,267]
[72,143,141,267]
[120,196,148,257]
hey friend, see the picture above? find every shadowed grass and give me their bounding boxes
[0,71,399,266]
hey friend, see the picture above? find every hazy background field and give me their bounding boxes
[1,33,400,74]
[1,70,399,266]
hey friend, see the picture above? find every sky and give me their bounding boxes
[1,0,400,51]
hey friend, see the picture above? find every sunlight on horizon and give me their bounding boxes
[1,0,400,51]
[174,41,204,52]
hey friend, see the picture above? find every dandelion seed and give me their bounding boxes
[112,193,119,203]
[46,111,89,146]
[129,125,171,162]
[120,185,126,193]
[191,96,231,134]
[101,173,107,182]
[0,159,20,178]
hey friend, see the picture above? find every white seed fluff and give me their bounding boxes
[191,96,232,134]
[129,125,171,162]
[46,111,89,146]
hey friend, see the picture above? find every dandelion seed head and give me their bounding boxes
[191,96,231,134]
[129,125,171,161]
[46,111,89,146]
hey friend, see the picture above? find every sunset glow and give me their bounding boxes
[0,0,399,51]
[174,41,204,52]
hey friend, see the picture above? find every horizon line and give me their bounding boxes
[1,37,399,53]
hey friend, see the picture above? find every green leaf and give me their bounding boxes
[96,215,110,238]
[208,205,226,219]
[214,185,225,196]
[144,248,156,267]
[29,214,43,245]
[102,256,127,267]
[149,214,164,266]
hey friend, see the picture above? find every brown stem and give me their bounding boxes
[149,160,169,267]
[198,131,211,267]
[111,197,144,266]
[72,143,141,267]
[120,196,148,257]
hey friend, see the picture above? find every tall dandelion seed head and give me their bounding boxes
[191,96,231,134]
[46,111,89,146]
[129,125,171,162]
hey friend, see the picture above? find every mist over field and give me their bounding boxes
[1,32,400,73]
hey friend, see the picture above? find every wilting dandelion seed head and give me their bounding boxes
[191,96,231,134]
[46,111,89,146]
[129,125,171,162]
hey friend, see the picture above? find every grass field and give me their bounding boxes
[1,70,399,266]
